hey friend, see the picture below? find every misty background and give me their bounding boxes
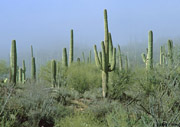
[1,0,180,76]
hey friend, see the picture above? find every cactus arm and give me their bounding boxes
[141,53,146,63]
[110,48,116,71]
[99,51,102,65]
[94,45,102,70]
[108,33,113,63]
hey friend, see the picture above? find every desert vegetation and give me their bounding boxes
[1,9,180,127]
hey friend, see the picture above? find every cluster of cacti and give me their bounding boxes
[141,31,153,71]
[94,9,116,98]
[10,40,17,84]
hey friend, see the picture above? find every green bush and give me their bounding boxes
[55,112,105,127]
[66,63,101,93]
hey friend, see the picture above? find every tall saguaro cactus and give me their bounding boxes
[31,57,36,81]
[167,40,173,67]
[51,60,56,87]
[10,40,17,84]
[62,48,68,67]
[22,60,26,83]
[94,9,116,98]
[141,31,153,71]
[69,29,74,66]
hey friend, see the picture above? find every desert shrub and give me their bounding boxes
[55,112,106,127]
[66,63,101,93]
[0,82,73,127]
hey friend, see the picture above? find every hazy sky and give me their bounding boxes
[1,0,180,59]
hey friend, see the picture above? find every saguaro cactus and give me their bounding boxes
[19,68,22,83]
[62,48,68,67]
[94,9,116,98]
[82,52,85,63]
[69,29,74,66]
[31,57,36,81]
[10,40,17,84]
[141,31,153,71]
[167,40,173,67]
[22,60,26,83]
[118,45,123,71]
[51,60,56,87]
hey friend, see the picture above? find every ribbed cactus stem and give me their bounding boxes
[94,45,102,69]
[10,40,17,84]
[31,57,36,81]
[147,30,153,70]
[82,52,85,63]
[62,48,68,67]
[99,52,102,65]
[118,45,123,71]
[69,29,74,66]
[51,60,56,87]
[141,31,153,70]
[109,33,113,63]
[19,68,22,83]
[168,40,173,67]
[162,46,166,67]
[22,60,26,83]
[104,9,109,69]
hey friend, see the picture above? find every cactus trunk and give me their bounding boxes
[168,40,173,67]
[62,48,68,67]
[51,60,56,87]
[10,40,17,84]
[31,57,36,81]
[69,29,74,66]
[147,31,153,70]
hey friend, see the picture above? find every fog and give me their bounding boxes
[1,0,180,66]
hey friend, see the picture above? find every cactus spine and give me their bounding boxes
[62,48,68,67]
[69,29,74,66]
[94,9,116,98]
[118,45,123,71]
[22,60,26,83]
[167,40,173,67]
[141,31,153,70]
[51,60,56,87]
[10,40,17,84]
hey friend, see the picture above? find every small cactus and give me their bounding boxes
[167,40,173,67]
[69,29,74,66]
[51,60,56,87]
[141,31,153,71]
[118,45,123,71]
[10,40,17,84]
[31,57,36,81]
[82,52,85,63]
[62,48,68,67]
[22,60,26,83]
[19,68,22,83]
